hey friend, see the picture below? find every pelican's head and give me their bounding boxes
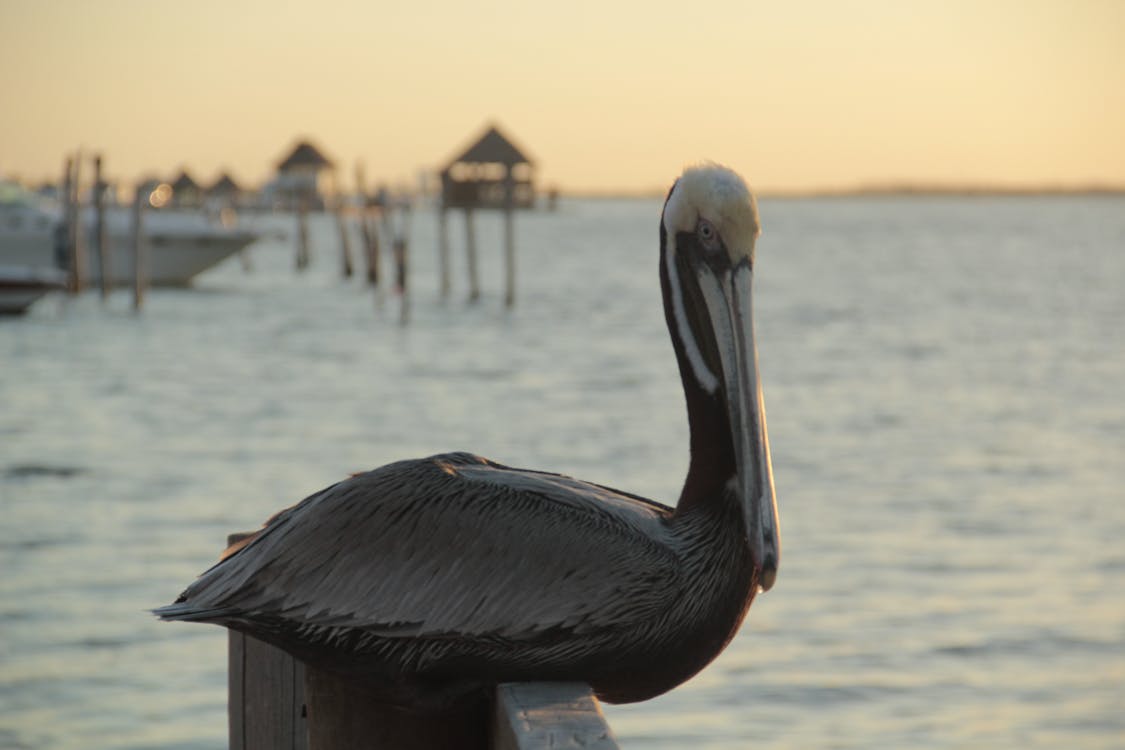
[660,164,780,592]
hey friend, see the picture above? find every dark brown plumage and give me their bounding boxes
[156,164,780,710]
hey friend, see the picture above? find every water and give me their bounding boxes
[2,195,1123,749]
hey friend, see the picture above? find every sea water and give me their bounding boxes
[2,194,1123,749]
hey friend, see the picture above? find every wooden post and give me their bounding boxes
[502,208,515,308]
[334,176,354,279]
[355,162,379,286]
[229,629,618,750]
[93,155,111,299]
[59,156,78,293]
[437,204,451,301]
[295,198,310,271]
[304,668,486,750]
[358,212,380,286]
[502,170,515,309]
[368,212,382,288]
[69,154,87,294]
[229,631,308,750]
[131,187,147,311]
[338,218,354,278]
[227,530,308,750]
[223,523,619,750]
[393,236,408,326]
[464,207,480,303]
[492,683,620,750]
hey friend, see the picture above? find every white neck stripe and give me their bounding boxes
[665,239,719,393]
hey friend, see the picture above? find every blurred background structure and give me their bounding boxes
[1,1,1123,749]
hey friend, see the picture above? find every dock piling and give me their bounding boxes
[334,176,354,279]
[295,198,311,271]
[464,207,480,303]
[437,205,451,300]
[502,178,515,309]
[230,629,620,749]
[93,155,110,300]
[131,185,147,310]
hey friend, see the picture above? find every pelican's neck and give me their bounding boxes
[659,222,740,519]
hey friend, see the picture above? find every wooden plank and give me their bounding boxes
[464,207,480,302]
[226,525,616,749]
[229,630,245,750]
[304,667,487,750]
[229,630,308,750]
[492,683,620,750]
[93,155,110,300]
[228,532,307,750]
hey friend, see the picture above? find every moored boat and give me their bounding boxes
[0,180,259,287]
[0,265,66,315]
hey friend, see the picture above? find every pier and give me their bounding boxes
[229,631,619,749]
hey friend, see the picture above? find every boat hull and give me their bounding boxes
[0,266,66,315]
[1,191,260,287]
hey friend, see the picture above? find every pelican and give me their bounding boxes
[155,164,780,710]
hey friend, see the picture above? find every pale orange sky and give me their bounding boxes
[1,0,1123,193]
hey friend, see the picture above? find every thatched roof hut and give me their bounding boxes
[169,169,202,207]
[270,139,335,210]
[207,172,241,196]
[440,124,535,209]
[278,141,334,172]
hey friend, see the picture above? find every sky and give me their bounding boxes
[1,0,1123,194]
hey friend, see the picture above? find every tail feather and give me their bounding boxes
[152,601,237,623]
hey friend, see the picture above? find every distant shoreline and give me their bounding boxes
[560,184,1125,200]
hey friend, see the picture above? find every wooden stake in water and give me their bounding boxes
[437,203,451,301]
[334,176,354,279]
[58,156,76,292]
[367,210,381,289]
[393,200,412,325]
[59,155,85,292]
[131,187,147,311]
[464,206,480,303]
[70,153,87,294]
[354,162,379,286]
[503,170,516,309]
[295,198,310,271]
[394,235,408,326]
[93,155,111,299]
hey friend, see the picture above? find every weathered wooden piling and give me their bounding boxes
[464,207,481,303]
[354,163,380,287]
[295,198,311,271]
[59,155,82,293]
[93,155,111,300]
[393,236,408,326]
[305,667,486,750]
[437,124,535,306]
[336,212,354,278]
[228,630,307,750]
[502,173,515,309]
[70,154,89,294]
[492,683,620,750]
[131,185,147,310]
[334,176,354,278]
[229,631,620,749]
[437,204,451,300]
[366,211,382,288]
[223,534,619,749]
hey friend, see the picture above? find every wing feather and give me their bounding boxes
[171,453,680,641]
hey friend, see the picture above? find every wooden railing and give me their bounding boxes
[229,630,621,749]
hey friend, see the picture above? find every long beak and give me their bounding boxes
[698,259,780,591]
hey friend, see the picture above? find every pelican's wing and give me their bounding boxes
[159,453,680,640]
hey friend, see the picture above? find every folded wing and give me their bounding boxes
[159,453,680,642]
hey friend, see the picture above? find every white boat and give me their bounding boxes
[0,181,259,287]
[0,265,66,315]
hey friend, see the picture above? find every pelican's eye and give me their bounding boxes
[696,219,721,252]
